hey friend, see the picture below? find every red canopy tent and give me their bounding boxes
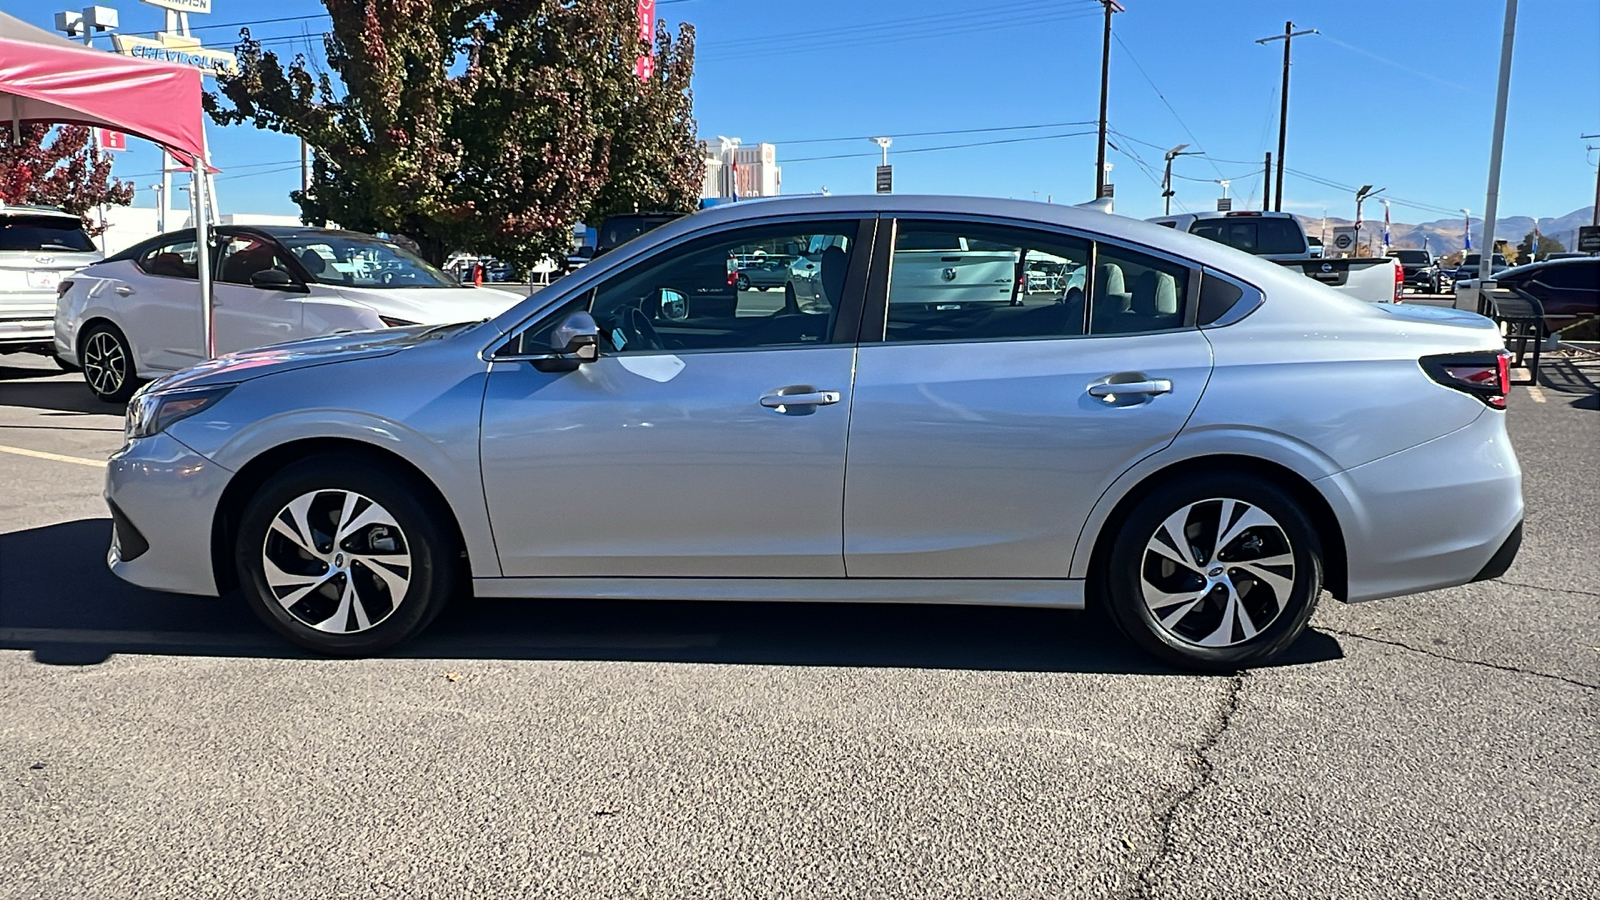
[0,10,219,355]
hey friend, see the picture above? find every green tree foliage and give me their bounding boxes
[0,125,134,235]
[206,1,702,269]
[1515,230,1565,262]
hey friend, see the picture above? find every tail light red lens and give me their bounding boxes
[1420,351,1511,408]
[1393,263,1403,302]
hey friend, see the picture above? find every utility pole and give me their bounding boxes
[1161,143,1197,215]
[1478,0,1518,285]
[1262,152,1272,211]
[1583,133,1599,227]
[1256,21,1317,212]
[300,137,311,196]
[1095,1,1124,199]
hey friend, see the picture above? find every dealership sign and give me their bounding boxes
[112,34,237,77]
[139,0,213,13]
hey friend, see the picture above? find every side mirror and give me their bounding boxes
[532,310,600,372]
[659,288,688,321]
[250,269,309,292]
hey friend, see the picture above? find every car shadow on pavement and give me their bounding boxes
[1537,353,1599,405]
[0,375,123,416]
[0,519,1345,674]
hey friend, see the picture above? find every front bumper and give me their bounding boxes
[105,431,235,596]
[1319,408,1523,602]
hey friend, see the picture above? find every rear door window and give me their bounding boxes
[0,216,95,252]
[135,236,200,279]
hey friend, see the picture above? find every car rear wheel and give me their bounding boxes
[1104,473,1322,671]
[234,456,458,656]
[80,325,137,404]
[736,274,751,291]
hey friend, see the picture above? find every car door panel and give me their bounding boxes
[480,346,856,577]
[211,283,303,355]
[844,330,1213,579]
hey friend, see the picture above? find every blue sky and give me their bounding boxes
[7,0,1597,225]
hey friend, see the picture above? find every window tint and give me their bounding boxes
[278,234,455,288]
[0,216,96,252]
[1391,250,1430,264]
[1091,245,1190,335]
[1196,272,1245,325]
[522,221,858,355]
[136,237,200,279]
[1533,263,1598,291]
[885,221,1091,342]
[218,237,291,286]
[1189,218,1304,255]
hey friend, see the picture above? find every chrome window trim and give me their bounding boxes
[482,213,874,362]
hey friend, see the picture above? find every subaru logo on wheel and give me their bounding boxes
[941,267,957,281]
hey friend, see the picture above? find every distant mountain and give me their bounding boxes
[1293,205,1594,255]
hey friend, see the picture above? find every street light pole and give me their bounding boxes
[1354,185,1384,254]
[1256,21,1317,212]
[1583,134,1599,228]
[1094,1,1123,199]
[1478,0,1519,286]
[1161,143,1196,215]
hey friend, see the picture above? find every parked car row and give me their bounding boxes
[53,226,523,401]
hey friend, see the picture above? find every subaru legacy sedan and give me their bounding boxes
[103,196,1523,670]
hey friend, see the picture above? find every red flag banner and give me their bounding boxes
[635,0,656,81]
[98,129,127,151]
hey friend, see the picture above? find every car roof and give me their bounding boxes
[1497,257,1597,278]
[0,204,80,220]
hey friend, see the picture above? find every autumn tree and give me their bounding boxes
[0,124,134,235]
[206,0,703,270]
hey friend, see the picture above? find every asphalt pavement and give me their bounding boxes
[0,351,1595,899]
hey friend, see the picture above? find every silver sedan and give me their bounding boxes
[103,195,1523,670]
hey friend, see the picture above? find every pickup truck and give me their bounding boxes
[1147,210,1401,304]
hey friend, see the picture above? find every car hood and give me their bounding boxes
[147,322,490,392]
[332,285,523,323]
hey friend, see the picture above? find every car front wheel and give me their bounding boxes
[1104,473,1323,671]
[234,455,458,656]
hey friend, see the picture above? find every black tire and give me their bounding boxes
[79,324,138,403]
[1102,473,1323,672]
[736,274,750,291]
[234,454,458,656]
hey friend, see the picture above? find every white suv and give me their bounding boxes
[0,205,101,365]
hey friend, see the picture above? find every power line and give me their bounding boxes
[1111,34,1226,182]
[772,121,1099,147]
[784,130,1097,164]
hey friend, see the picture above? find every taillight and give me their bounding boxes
[1420,351,1511,408]
[57,279,73,298]
[1393,263,1403,302]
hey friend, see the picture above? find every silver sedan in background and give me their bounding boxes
[102,195,1523,670]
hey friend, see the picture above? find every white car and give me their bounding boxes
[55,226,522,401]
[0,204,102,364]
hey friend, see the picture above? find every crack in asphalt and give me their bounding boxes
[1494,579,1600,600]
[1323,627,1599,690]
[1124,673,1245,900]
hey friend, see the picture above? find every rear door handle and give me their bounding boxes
[1088,379,1172,398]
[114,285,134,296]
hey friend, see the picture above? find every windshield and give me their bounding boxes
[0,216,96,252]
[277,234,457,288]
[1392,251,1430,264]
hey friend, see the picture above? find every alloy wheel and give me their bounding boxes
[1140,498,1296,649]
[83,331,126,397]
[261,489,413,634]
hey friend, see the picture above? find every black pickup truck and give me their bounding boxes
[1386,249,1442,294]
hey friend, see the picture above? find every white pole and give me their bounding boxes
[192,141,214,358]
[1479,0,1518,288]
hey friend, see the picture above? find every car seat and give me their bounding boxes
[1091,262,1130,333]
[1129,270,1180,329]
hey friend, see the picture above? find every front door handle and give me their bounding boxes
[1088,379,1172,398]
[759,386,842,415]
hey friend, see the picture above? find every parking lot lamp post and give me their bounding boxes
[1354,185,1383,255]
[1477,0,1519,296]
[1583,135,1599,227]
[1161,143,1197,215]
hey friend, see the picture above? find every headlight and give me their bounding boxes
[125,384,235,442]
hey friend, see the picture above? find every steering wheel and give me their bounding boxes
[616,305,665,352]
